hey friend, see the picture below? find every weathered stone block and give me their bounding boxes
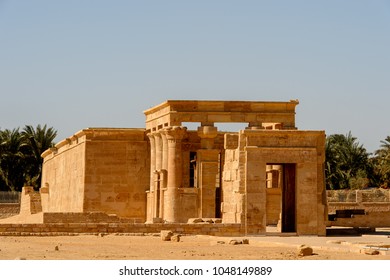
[187,218,203,224]
[171,234,181,242]
[298,245,313,256]
[161,230,173,241]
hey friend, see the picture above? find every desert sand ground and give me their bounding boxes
[1,234,390,260]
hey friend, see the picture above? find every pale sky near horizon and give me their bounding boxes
[0,0,389,153]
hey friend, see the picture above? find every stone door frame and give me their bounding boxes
[244,146,323,235]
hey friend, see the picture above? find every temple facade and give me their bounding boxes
[40,100,327,235]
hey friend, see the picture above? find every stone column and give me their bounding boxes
[197,125,218,149]
[274,164,283,188]
[197,125,219,218]
[153,170,160,219]
[161,133,168,171]
[159,169,168,218]
[164,126,187,223]
[266,165,272,188]
[146,133,156,223]
[154,133,163,171]
[159,132,169,221]
[147,133,156,190]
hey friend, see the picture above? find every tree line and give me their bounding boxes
[0,125,57,192]
[0,125,389,192]
[326,132,390,189]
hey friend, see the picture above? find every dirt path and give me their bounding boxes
[1,234,389,260]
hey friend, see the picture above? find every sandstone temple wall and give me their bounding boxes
[9,99,330,237]
[41,133,87,212]
[83,129,150,220]
[41,128,150,221]
[222,134,244,224]
[222,130,327,235]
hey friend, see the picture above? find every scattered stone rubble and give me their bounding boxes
[160,230,181,242]
[161,230,174,241]
[228,239,249,245]
[363,249,380,255]
[171,234,181,242]
[298,244,313,257]
[187,218,222,224]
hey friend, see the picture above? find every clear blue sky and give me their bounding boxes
[0,0,389,153]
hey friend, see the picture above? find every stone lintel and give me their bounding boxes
[144,100,299,131]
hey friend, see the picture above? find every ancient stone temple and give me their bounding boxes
[40,100,327,235]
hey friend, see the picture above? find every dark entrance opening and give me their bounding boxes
[215,187,221,218]
[281,163,296,232]
[215,152,224,218]
[189,151,197,187]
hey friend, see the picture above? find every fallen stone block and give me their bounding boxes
[229,239,242,245]
[171,234,181,242]
[187,218,204,224]
[298,245,313,256]
[364,249,380,255]
[161,230,173,241]
[242,239,249,244]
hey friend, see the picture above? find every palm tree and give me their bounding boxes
[0,125,57,191]
[325,132,370,189]
[373,136,390,188]
[22,125,57,190]
[0,128,29,191]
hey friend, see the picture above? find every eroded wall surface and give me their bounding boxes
[222,134,245,224]
[41,129,150,221]
[83,129,150,220]
[41,135,86,212]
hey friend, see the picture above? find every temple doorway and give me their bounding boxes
[266,163,296,234]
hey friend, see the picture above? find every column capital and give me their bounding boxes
[162,126,187,141]
[146,132,156,140]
